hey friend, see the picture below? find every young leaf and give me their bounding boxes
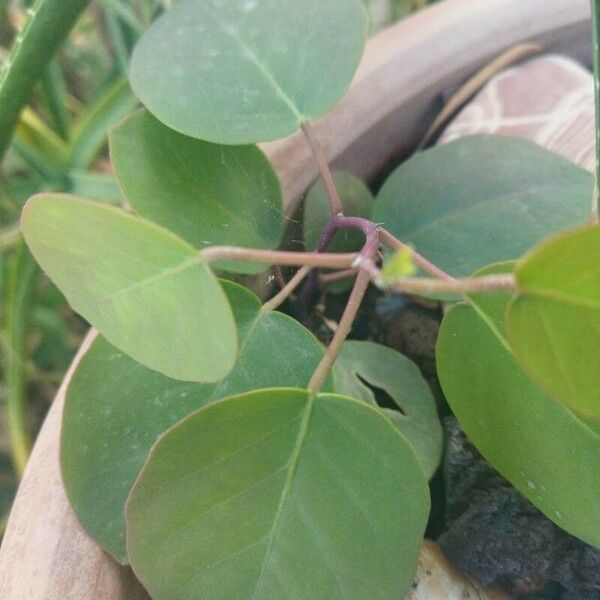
[62,282,327,563]
[381,246,417,281]
[126,388,430,600]
[332,341,442,479]
[373,135,592,278]
[507,224,600,419]
[303,171,374,291]
[111,110,284,274]
[21,194,237,382]
[437,264,600,547]
[129,0,368,144]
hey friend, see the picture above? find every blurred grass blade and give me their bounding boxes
[69,78,137,169]
[11,136,65,183]
[40,61,71,141]
[1,242,39,476]
[100,0,145,34]
[104,8,129,74]
[0,0,91,160]
[15,106,69,168]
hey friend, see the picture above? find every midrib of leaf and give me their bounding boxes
[219,20,303,124]
[92,254,202,305]
[251,393,316,598]
[467,299,513,355]
[467,300,600,441]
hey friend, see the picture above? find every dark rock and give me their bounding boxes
[439,417,600,599]
[379,299,441,377]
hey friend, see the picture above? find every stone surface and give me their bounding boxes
[440,417,600,599]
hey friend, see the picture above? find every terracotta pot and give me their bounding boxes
[0,0,591,597]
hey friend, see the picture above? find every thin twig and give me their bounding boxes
[301,121,343,215]
[378,273,517,296]
[263,265,312,311]
[320,268,358,283]
[201,246,358,269]
[273,265,286,290]
[307,270,371,393]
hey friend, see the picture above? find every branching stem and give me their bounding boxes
[215,124,520,391]
[306,216,380,393]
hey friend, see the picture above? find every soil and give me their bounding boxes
[295,284,600,600]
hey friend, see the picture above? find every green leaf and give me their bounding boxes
[507,224,600,420]
[126,388,430,599]
[332,341,441,479]
[303,171,374,291]
[373,136,592,278]
[381,246,417,281]
[21,194,236,382]
[129,0,368,144]
[62,281,327,562]
[436,263,600,547]
[110,109,284,274]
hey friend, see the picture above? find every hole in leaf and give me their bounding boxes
[355,374,405,416]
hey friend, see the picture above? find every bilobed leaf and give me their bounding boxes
[332,341,441,478]
[373,136,592,278]
[129,0,368,144]
[62,282,327,563]
[21,194,236,382]
[436,264,600,547]
[126,388,430,600]
[507,224,600,419]
[111,110,284,274]
[303,171,374,291]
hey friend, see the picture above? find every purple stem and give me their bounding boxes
[294,215,379,317]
